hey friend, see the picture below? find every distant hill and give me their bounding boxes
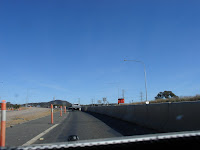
[49,100,72,107]
[25,100,72,108]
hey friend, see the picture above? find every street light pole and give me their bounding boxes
[124,59,148,102]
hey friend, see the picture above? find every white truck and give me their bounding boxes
[71,103,81,111]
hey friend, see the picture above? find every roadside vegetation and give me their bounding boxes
[121,91,200,105]
[150,94,200,103]
[83,94,200,107]
[131,91,200,105]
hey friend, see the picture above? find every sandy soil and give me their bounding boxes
[0,107,53,127]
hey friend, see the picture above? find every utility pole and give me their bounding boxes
[26,88,35,107]
[93,96,95,105]
[140,92,143,102]
[78,98,80,105]
[103,97,107,104]
[91,99,93,106]
[26,89,29,107]
[122,89,125,99]
[118,87,119,98]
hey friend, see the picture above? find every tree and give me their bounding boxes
[13,104,20,109]
[155,91,178,99]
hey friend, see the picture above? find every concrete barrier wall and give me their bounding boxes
[82,101,200,132]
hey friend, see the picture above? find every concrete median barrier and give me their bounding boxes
[82,101,200,132]
[147,103,169,131]
[163,101,200,132]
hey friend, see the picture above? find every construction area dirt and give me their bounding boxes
[0,107,54,128]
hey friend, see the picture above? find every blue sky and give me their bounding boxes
[0,0,200,104]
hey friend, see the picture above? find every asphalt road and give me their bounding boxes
[6,110,158,147]
[34,111,158,145]
[34,111,122,144]
[6,111,67,147]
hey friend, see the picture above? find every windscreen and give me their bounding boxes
[0,0,200,148]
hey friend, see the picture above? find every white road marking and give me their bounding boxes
[22,124,59,146]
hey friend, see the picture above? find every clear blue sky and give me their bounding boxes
[0,0,200,104]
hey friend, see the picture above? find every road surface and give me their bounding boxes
[6,111,158,147]
[34,111,157,145]
[34,111,122,144]
[5,111,66,147]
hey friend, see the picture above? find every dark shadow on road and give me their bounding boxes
[87,112,162,136]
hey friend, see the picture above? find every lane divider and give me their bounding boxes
[0,100,6,147]
[51,104,53,124]
[60,106,62,117]
[64,106,66,114]
[22,124,59,146]
[23,110,70,146]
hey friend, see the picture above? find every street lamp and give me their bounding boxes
[124,59,148,102]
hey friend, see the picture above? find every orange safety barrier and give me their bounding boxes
[0,100,6,147]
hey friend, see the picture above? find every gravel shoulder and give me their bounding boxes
[0,107,53,127]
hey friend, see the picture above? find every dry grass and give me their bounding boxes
[0,107,60,128]
[150,95,200,104]
[6,110,51,128]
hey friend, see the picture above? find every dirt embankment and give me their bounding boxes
[0,107,53,127]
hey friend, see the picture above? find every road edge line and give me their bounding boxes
[22,124,59,146]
